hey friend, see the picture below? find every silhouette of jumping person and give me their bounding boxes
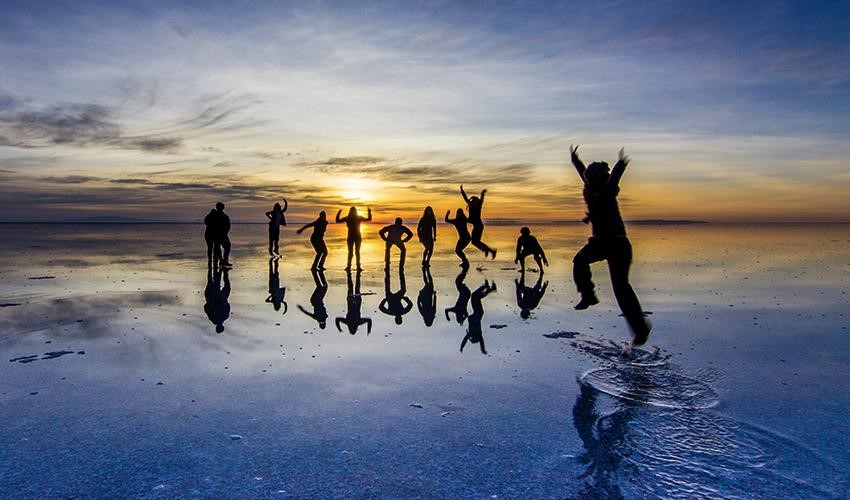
[461,280,496,355]
[445,266,471,325]
[380,266,412,325]
[265,257,287,313]
[207,202,232,267]
[336,206,372,271]
[203,208,221,267]
[379,217,413,269]
[516,271,548,319]
[298,269,328,329]
[204,266,231,333]
[446,208,472,268]
[417,265,437,327]
[417,206,437,267]
[460,185,496,259]
[335,270,372,335]
[265,200,288,257]
[515,226,549,273]
[297,211,329,270]
[570,145,651,346]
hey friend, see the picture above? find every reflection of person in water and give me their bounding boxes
[570,145,651,346]
[516,271,548,319]
[380,267,412,325]
[572,382,634,498]
[417,206,437,267]
[444,266,471,325]
[265,257,287,313]
[379,217,413,269]
[297,211,329,270]
[204,266,231,333]
[461,280,496,354]
[265,200,288,257]
[336,206,372,271]
[460,184,496,259]
[298,269,328,329]
[417,266,437,327]
[335,270,372,335]
[515,226,548,273]
[445,208,472,268]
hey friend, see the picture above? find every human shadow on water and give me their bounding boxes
[417,266,437,327]
[516,270,548,320]
[265,258,287,314]
[445,267,471,325]
[298,269,328,329]
[460,280,496,355]
[336,270,372,335]
[380,266,412,325]
[204,266,231,333]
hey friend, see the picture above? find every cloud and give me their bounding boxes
[42,175,100,184]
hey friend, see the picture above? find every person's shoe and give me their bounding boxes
[344,265,351,271]
[221,260,233,268]
[491,249,497,260]
[630,318,652,347]
[574,294,599,310]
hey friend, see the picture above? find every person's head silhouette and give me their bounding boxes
[216,323,225,333]
[423,206,434,218]
[456,208,465,219]
[395,217,403,225]
[585,162,610,192]
[348,206,357,217]
[273,202,281,211]
[319,210,326,220]
[395,315,403,325]
[216,201,225,212]
[521,309,531,319]
[520,226,531,236]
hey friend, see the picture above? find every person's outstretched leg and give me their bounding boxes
[346,240,354,270]
[317,240,328,270]
[534,254,544,273]
[470,223,495,257]
[456,239,470,268]
[384,243,391,267]
[573,239,605,309]
[221,237,232,265]
[354,238,362,270]
[607,238,651,345]
[399,243,406,268]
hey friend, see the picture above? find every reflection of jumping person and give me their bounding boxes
[379,217,413,268]
[335,270,372,335]
[460,185,496,259]
[380,267,412,325]
[516,271,548,319]
[461,280,496,354]
[298,269,328,329]
[445,209,472,268]
[297,211,329,270]
[515,226,549,273]
[336,206,372,271]
[445,266,471,325]
[265,200,288,257]
[570,145,651,346]
[204,266,231,333]
[417,206,437,267]
[265,257,287,313]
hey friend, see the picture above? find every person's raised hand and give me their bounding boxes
[570,144,579,157]
[618,147,630,166]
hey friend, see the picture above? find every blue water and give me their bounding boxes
[1,223,848,497]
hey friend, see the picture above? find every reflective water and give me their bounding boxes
[1,223,848,497]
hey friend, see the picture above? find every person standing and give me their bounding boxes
[297,211,329,271]
[336,206,372,271]
[265,200,288,257]
[379,217,413,269]
[417,206,437,267]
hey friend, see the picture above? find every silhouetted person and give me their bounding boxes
[516,271,548,319]
[297,211,329,270]
[265,257,287,313]
[515,226,549,273]
[417,206,437,267]
[570,145,651,346]
[460,185,496,259]
[417,265,437,327]
[336,270,372,335]
[445,266,471,325]
[265,200,288,257]
[203,208,221,266]
[445,208,472,268]
[380,266,412,325]
[206,201,232,267]
[298,269,328,329]
[336,206,372,271]
[204,266,231,333]
[379,217,413,268]
[461,280,496,354]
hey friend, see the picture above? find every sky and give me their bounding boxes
[1,0,849,223]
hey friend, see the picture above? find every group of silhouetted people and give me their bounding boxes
[202,146,651,346]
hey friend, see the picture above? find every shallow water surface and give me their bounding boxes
[1,223,848,497]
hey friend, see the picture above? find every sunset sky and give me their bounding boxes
[1,0,849,223]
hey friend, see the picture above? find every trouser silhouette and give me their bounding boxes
[573,236,645,332]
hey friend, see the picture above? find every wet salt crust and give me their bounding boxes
[0,223,848,497]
